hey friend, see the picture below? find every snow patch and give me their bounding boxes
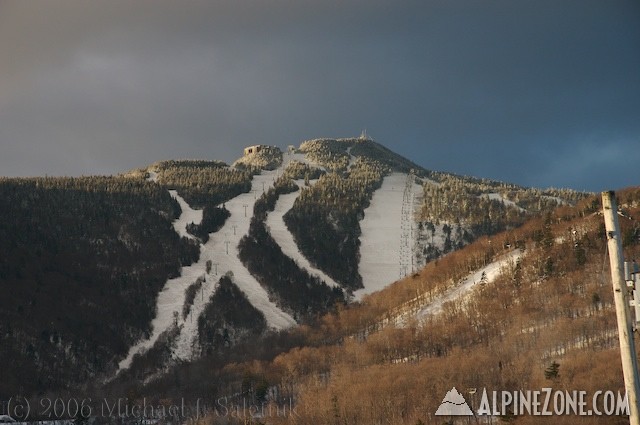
[287,151,326,171]
[168,190,203,240]
[541,195,569,205]
[482,193,526,212]
[346,146,356,169]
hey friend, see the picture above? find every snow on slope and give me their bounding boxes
[173,169,297,360]
[482,193,526,212]
[412,249,522,322]
[288,151,326,171]
[118,169,295,371]
[174,169,296,360]
[346,146,356,169]
[355,173,421,300]
[118,191,205,371]
[541,195,569,205]
[168,190,203,240]
[265,181,340,288]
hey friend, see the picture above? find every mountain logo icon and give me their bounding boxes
[434,387,474,416]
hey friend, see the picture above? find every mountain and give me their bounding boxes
[139,187,640,425]
[0,137,591,402]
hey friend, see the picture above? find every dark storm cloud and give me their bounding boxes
[0,0,638,191]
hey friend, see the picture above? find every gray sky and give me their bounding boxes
[0,0,638,191]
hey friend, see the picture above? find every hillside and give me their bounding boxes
[137,188,640,425]
[0,176,199,396]
[0,137,590,401]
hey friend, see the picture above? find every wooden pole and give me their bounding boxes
[602,190,640,424]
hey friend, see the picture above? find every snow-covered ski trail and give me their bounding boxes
[171,169,298,360]
[173,169,297,360]
[482,193,526,212]
[355,173,421,300]
[168,190,203,240]
[265,181,341,288]
[117,191,205,371]
[411,249,522,323]
[118,168,295,371]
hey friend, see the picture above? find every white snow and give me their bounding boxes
[168,190,203,240]
[541,195,569,205]
[265,182,341,288]
[171,170,297,361]
[413,249,522,321]
[346,146,356,169]
[117,170,296,372]
[147,170,159,182]
[355,173,420,300]
[482,193,526,212]
[287,151,326,171]
[171,275,216,361]
[117,251,208,371]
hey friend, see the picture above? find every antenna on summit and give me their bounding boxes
[359,129,369,140]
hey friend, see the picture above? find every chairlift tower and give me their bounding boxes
[399,172,416,277]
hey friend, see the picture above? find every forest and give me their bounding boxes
[0,176,199,396]
[198,274,268,356]
[150,160,253,204]
[284,157,389,290]
[415,167,589,264]
[144,160,254,242]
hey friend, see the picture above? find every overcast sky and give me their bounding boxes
[0,1,638,191]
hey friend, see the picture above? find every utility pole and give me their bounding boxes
[602,190,640,425]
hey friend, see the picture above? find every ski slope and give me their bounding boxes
[288,151,325,170]
[117,191,205,371]
[168,190,203,240]
[413,249,522,321]
[265,182,340,288]
[172,169,297,361]
[482,193,526,212]
[355,173,421,300]
[118,168,296,371]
